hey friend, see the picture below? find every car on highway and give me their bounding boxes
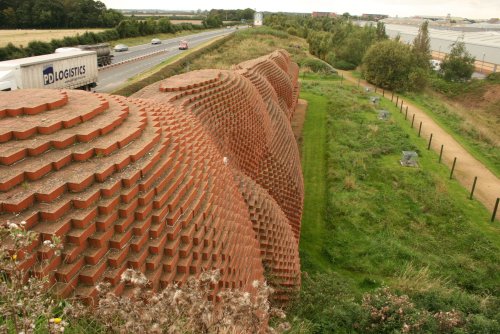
[151,38,161,45]
[113,44,128,52]
[179,40,189,50]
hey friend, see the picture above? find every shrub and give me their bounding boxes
[300,58,337,74]
[333,59,357,70]
[440,40,475,82]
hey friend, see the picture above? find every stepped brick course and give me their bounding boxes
[0,49,303,300]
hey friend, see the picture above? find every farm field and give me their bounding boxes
[0,29,105,47]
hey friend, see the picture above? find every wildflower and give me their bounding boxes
[7,222,19,229]
[43,240,52,246]
[50,318,62,324]
[11,254,17,261]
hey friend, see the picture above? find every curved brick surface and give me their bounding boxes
[0,49,302,300]
[0,90,264,300]
[235,171,300,300]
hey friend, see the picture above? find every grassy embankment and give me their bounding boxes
[351,70,500,177]
[292,74,500,332]
[401,78,500,177]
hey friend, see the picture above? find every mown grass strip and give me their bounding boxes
[298,90,330,273]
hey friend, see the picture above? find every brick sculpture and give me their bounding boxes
[0,49,302,300]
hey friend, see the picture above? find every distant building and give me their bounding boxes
[312,12,337,18]
[361,13,389,21]
[254,12,263,26]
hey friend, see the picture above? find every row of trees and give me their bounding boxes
[265,14,387,70]
[363,21,476,91]
[207,8,255,22]
[0,0,124,28]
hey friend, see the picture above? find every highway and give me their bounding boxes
[96,28,237,93]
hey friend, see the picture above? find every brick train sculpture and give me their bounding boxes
[0,50,303,301]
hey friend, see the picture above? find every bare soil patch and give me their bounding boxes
[0,29,105,47]
[291,99,307,151]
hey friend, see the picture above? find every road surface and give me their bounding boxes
[96,28,237,93]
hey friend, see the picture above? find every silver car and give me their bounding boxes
[114,44,128,52]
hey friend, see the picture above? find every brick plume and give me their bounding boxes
[0,50,302,300]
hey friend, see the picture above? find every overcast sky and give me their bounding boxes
[101,0,499,19]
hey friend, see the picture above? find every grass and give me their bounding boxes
[401,90,500,177]
[298,91,330,273]
[292,74,500,332]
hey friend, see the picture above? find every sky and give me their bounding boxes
[100,0,500,20]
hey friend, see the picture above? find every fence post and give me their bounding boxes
[357,77,360,87]
[411,114,415,128]
[469,176,478,200]
[492,198,500,222]
[405,106,408,119]
[450,157,457,179]
[439,145,444,163]
[374,87,377,93]
[418,122,422,137]
[396,96,399,105]
[427,134,433,150]
[391,92,394,101]
[382,89,385,97]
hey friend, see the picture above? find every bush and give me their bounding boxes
[300,58,337,74]
[362,39,415,91]
[440,40,475,82]
[333,59,357,70]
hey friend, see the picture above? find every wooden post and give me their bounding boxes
[396,96,399,105]
[357,77,360,87]
[374,87,377,93]
[391,92,394,101]
[411,114,415,128]
[469,176,478,200]
[418,122,422,137]
[439,144,444,163]
[400,103,403,112]
[405,107,408,120]
[383,89,385,97]
[492,198,500,222]
[427,134,433,150]
[450,157,457,179]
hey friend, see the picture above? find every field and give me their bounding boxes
[0,29,105,47]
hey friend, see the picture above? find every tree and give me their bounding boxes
[440,40,475,82]
[363,39,425,91]
[203,14,223,28]
[376,21,387,40]
[412,21,431,69]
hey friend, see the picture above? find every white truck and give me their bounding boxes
[0,50,98,91]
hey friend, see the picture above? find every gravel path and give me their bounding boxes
[340,71,500,219]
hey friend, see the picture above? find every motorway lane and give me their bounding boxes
[96,28,238,93]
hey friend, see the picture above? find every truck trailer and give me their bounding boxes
[0,50,98,91]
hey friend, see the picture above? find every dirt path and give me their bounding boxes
[340,71,500,218]
[291,99,307,152]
